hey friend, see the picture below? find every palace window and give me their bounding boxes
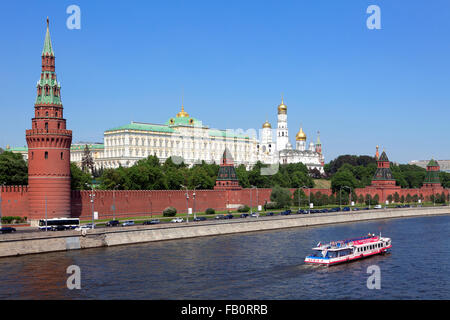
[45,151,48,159]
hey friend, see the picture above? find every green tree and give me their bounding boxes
[0,151,28,185]
[70,162,92,190]
[331,169,357,193]
[270,185,292,209]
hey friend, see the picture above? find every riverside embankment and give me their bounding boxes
[1,206,449,258]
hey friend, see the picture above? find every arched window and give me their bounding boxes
[45,122,48,131]
[60,152,64,160]
[45,151,48,159]
[46,111,49,117]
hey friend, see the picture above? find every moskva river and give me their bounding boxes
[0,215,448,299]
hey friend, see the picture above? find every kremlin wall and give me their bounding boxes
[0,20,448,222]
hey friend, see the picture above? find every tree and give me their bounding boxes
[387,194,393,203]
[270,185,292,209]
[373,194,380,205]
[331,169,357,193]
[406,194,412,203]
[358,194,365,204]
[293,189,307,207]
[81,144,94,173]
[394,192,400,203]
[70,162,92,190]
[0,151,28,185]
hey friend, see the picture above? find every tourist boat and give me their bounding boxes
[304,233,391,266]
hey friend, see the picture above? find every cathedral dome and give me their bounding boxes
[277,98,287,114]
[262,120,271,129]
[296,127,306,141]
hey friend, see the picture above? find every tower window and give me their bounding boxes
[45,122,48,131]
[45,151,48,159]
[60,152,64,160]
[46,112,49,117]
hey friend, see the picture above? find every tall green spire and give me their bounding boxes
[42,17,54,56]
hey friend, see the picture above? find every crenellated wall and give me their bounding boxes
[0,186,29,218]
[0,185,447,220]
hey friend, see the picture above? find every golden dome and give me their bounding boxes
[176,105,189,118]
[277,97,287,114]
[296,127,306,141]
[262,120,271,129]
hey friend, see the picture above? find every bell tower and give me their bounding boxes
[25,18,72,219]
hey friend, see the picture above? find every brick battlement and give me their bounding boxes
[0,185,28,193]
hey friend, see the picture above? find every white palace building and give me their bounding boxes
[9,98,324,172]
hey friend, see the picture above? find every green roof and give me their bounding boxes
[208,130,249,139]
[71,144,104,151]
[42,20,54,56]
[427,159,439,167]
[105,122,175,134]
[165,116,203,127]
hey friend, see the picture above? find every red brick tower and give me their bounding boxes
[25,18,72,219]
[214,148,242,190]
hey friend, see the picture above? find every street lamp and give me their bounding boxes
[340,186,351,210]
[0,184,5,228]
[113,184,121,221]
[250,185,257,215]
[180,185,189,223]
[89,185,95,229]
[301,186,310,213]
[193,184,200,220]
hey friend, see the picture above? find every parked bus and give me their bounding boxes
[38,218,80,231]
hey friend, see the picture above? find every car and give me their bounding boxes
[224,214,234,219]
[106,220,120,227]
[121,220,135,227]
[0,227,16,234]
[265,212,274,216]
[171,218,184,223]
[193,217,206,222]
[53,225,68,231]
[250,212,260,217]
[343,206,350,212]
[85,223,96,229]
[75,225,91,231]
[374,205,382,209]
[280,210,291,215]
[240,213,249,218]
[352,207,360,211]
[215,215,225,220]
[143,219,160,225]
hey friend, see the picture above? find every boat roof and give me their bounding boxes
[312,235,389,250]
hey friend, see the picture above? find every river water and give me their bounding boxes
[0,215,448,299]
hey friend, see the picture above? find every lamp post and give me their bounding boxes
[340,186,351,210]
[193,184,200,220]
[301,186,310,213]
[113,184,120,221]
[181,185,189,223]
[0,184,4,228]
[250,185,257,214]
[89,185,95,229]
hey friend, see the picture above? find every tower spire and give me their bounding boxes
[42,17,54,56]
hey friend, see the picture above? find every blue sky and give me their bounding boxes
[0,0,449,163]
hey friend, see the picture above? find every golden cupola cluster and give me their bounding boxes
[296,127,307,141]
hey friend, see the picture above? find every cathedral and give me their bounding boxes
[256,97,325,173]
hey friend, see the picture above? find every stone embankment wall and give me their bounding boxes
[0,206,448,258]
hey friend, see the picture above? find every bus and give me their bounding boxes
[38,218,80,231]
